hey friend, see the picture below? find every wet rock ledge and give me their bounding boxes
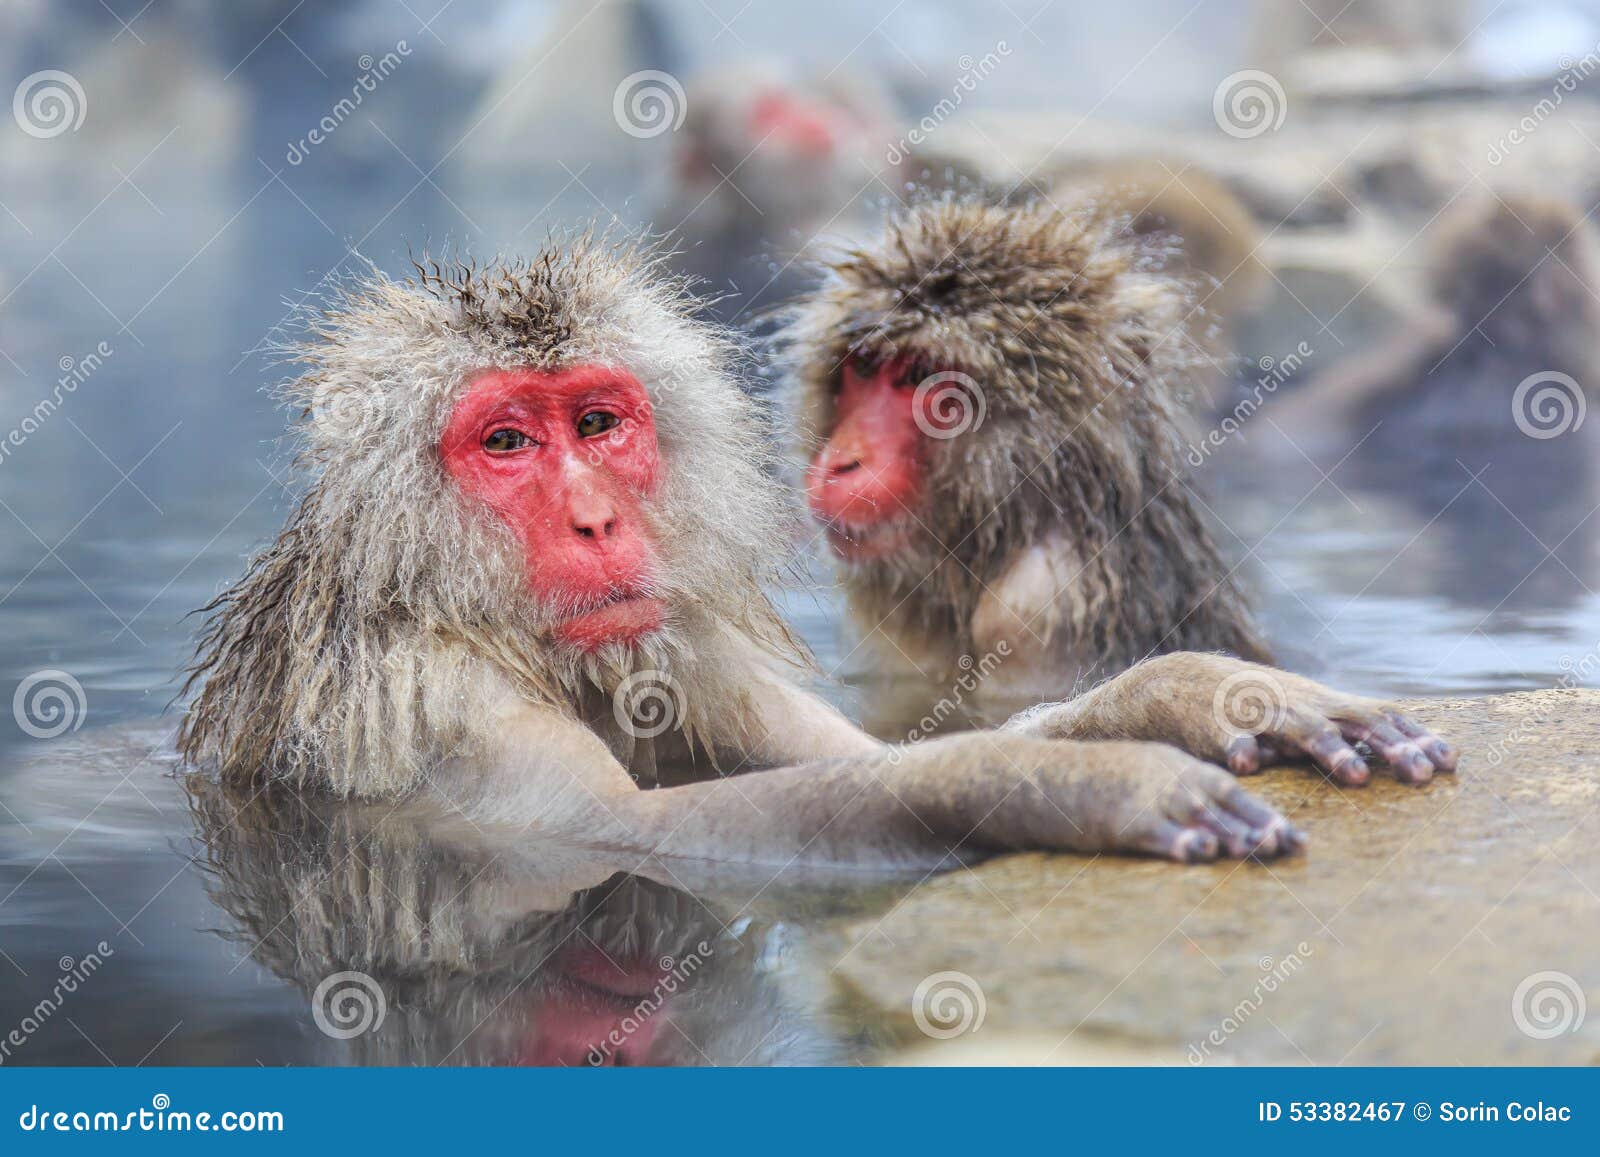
[822,690,1600,1065]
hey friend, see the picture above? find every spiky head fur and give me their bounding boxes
[180,236,802,796]
[779,198,1267,677]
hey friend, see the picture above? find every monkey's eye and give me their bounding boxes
[483,428,531,454]
[848,349,882,378]
[576,411,621,439]
[900,359,933,388]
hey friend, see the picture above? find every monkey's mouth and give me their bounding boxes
[822,518,914,562]
[553,594,667,650]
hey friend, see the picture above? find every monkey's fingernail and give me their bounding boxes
[1333,754,1369,785]
[1225,736,1258,774]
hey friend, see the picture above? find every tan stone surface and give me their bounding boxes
[822,691,1600,1065]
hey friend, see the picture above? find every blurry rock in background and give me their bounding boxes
[1042,158,1271,410]
[454,0,685,193]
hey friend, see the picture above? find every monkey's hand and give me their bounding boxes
[979,741,1309,863]
[1002,653,1457,786]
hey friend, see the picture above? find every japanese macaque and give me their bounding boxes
[1270,194,1600,609]
[178,235,1453,874]
[1280,195,1600,445]
[662,63,900,328]
[785,199,1271,696]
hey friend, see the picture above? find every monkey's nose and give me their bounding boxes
[814,445,864,478]
[573,514,619,539]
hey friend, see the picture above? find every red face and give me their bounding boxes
[516,945,674,1067]
[746,89,837,157]
[441,365,665,651]
[804,355,943,561]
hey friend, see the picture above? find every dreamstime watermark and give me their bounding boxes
[17,1095,283,1134]
[12,670,87,740]
[12,70,86,139]
[1211,668,1288,739]
[1488,46,1600,164]
[1484,640,1600,767]
[286,42,412,165]
[1511,970,1586,1039]
[911,970,986,1039]
[310,970,387,1039]
[1511,371,1585,439]
[585,943,713,1065]
[885,41,1012,167]
[1187,341,1313,466]
[0,943,114,1064]
[612,70,687,139]
[612,668,686,739]
[888,642,1012,765]
[0,341,114,469]
[911,370,986,439]
[1187,942,1313,1064]
[1212,69,1286,139]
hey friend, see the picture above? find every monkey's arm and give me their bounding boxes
[1271,309,1454,446]
[712,660,885,764]
[1002,652,1457,787]
[447,694,1301,868]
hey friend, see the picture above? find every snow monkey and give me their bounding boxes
[179,236,1451,872]
[1279,194,1600,448]
[786,199,1455,782]
[786,198,1270,692]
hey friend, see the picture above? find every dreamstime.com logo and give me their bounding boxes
[912,371,985,440]
[1211,668,1287,739]
[18,1095,283,1134]
[1512,970,1586,1040]
[911,970,986,1039]
[13,70,86,139]
[613,70,687,139]
[13,670,87,739]
[1512,371,1585,439]
[613,669,686,739]
[311,970,387,1039]
[1212,69,1286,139]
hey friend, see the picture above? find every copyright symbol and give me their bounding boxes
[1413,1102,1431,1121]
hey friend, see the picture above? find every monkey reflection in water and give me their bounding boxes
[189,779,846,1066]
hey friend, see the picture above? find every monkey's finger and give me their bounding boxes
[1345,719,1434,784]
[1224,734,1264,775]
[1285,718,1370,786]
[1195,803,1259,858]
[1135,821,1222,863]
[1383,711,1457,773]
[1217,782,1306,856]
